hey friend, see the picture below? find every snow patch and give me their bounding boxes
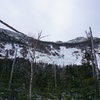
[35,47,82,66]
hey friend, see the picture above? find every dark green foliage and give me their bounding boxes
[0,58,100,100]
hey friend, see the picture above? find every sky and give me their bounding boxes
[0,0,100,42]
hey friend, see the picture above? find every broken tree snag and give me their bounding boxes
[0,20,24,35]
[85,27,99,79]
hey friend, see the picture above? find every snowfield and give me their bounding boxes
[0,43,100,69]
[35,47,82,66]
[0,28,100,69]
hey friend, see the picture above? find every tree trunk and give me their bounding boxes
[29,61,33,100]
[53,62,57,88]
[8,49,17,89]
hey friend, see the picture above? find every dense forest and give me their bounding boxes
[0,58,100,100]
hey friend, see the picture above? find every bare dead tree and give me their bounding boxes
[0,20,24,35]
[28,31,44,100]
[53,61,57,88]
[85,27,99,79]
[8,48,18,89]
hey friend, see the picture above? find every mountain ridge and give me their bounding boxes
[0,28,100,68]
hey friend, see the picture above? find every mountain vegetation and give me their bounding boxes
[0,58,100,100]
[0,28,100,100]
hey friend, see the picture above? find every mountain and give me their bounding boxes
[0,28,100,68]
[67,37,87,43]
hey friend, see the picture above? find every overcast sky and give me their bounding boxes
[0,0,100,42]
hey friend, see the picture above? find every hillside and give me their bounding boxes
[0,28,100,100]
[0,28,100,68]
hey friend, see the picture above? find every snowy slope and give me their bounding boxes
[1,42,100,69]
[0,43,82,65]
[35,47,82,66]
[67,37,87,43]
[0,28,100,69]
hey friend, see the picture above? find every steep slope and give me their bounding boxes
[0,28,100,68]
